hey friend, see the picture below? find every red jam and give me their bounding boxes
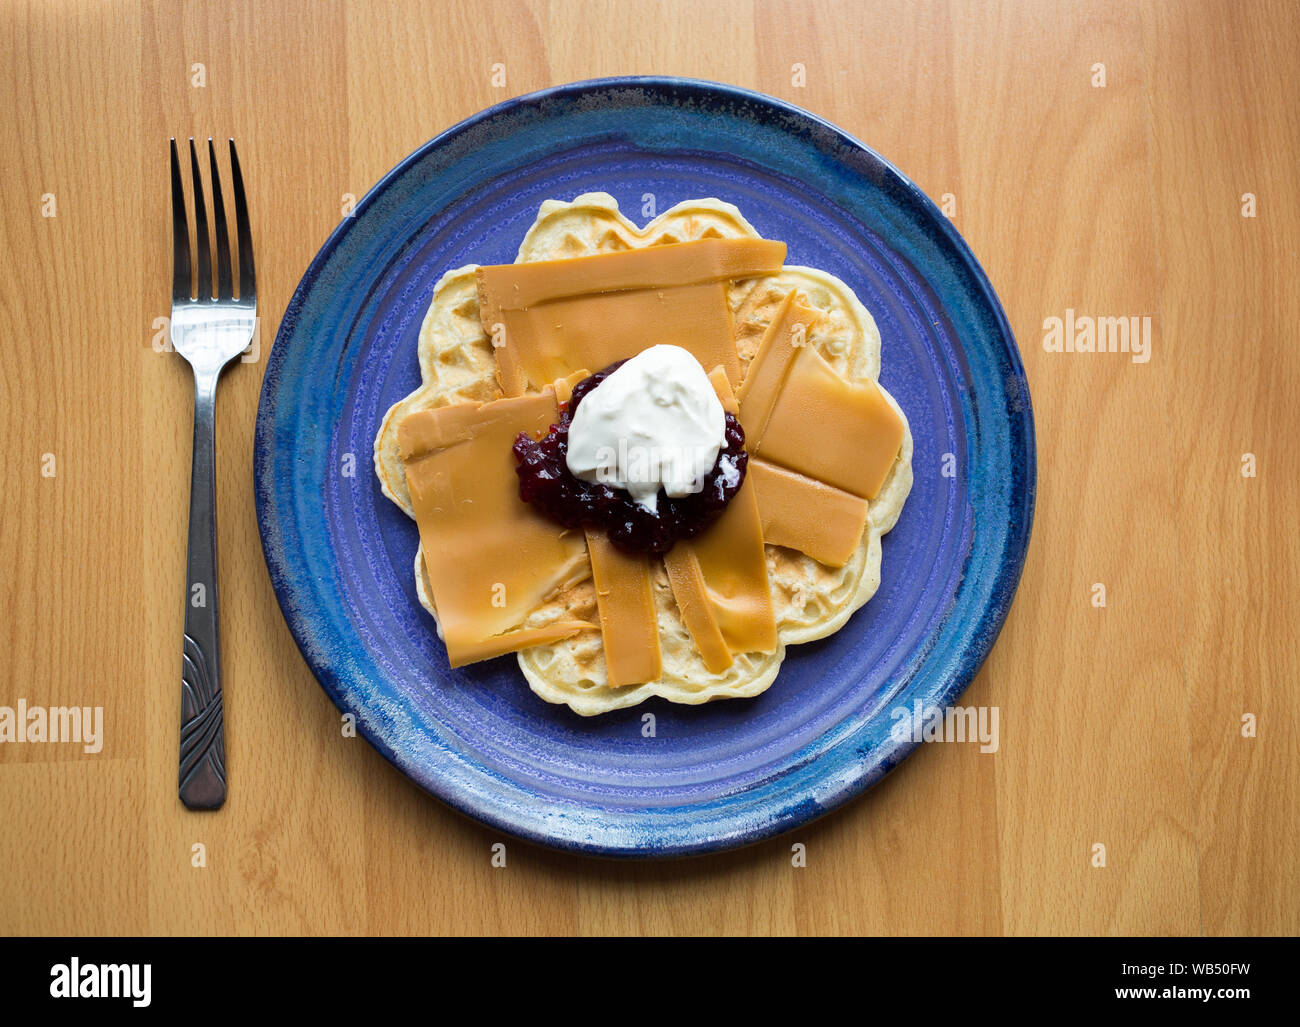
[513,362,748,555]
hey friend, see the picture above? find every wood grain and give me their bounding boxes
[0,0,1295,936]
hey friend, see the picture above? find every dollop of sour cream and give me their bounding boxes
[566,345,725,514]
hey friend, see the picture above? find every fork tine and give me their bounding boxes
[229,139,255,302]
[189,138,210,301]
[169,139,191,304]
[208,139,233,301]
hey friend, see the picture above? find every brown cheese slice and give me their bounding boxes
[663,548,733,674]
[738,289,905,501]
[748,459,870,569]
[398,383,592,667]
[480,237,787,308]
[585,531,661,687]
[478,238,786,395]
[664,367,778,672]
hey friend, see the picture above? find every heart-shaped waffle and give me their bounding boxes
[374,193,913,715]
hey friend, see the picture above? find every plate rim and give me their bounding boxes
[254,75,1037,858]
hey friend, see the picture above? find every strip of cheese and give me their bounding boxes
[585,530,661,687]
[478,238,786,395]
[664,547,733,674]
[738,289,905,501]
[735,290,819,435]
[748,459,870,569]
[480,238,787,308]
[664,368,777,672]
[398,384,592,667]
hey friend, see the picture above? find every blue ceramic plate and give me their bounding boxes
[254,77,1035,857]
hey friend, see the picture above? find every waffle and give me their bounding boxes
[374,194,913,715]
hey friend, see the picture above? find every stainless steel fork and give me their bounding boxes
[169,138,256,810]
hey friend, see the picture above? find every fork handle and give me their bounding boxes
[179,372,227,810]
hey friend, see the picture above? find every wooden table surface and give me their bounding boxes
[1,0,1296,937]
